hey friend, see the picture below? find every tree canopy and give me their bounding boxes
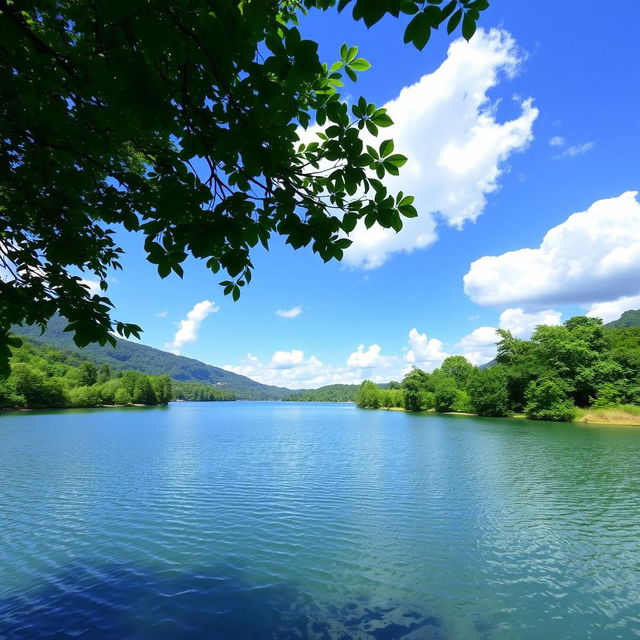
[0,0,489,375]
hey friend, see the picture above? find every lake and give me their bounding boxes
[1,402,639,639]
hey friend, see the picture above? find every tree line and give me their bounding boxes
[0,339,235,409]
[356,316,640,421]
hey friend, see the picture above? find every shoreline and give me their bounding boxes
[376,405,640,427]
[0,403,162,413]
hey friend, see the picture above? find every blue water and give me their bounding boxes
[1,402,639,639]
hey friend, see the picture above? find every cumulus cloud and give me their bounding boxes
[223,352,362,388]
[276,305,303,318]
[464,191,640,307]
[404,328,449,370]
[498,307,562,338]
[165,300,218,354]
[270,349,304,369]
[558,141,595,159]
[586,294,640,324]
[342,28,537,269]
[457,326,500,365]
[346,344,392,368]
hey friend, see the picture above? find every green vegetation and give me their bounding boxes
[285,384,359,402]
[0,0,488,375]
[356,381,404,409]
[14,316,288,400]
[173,381,235,402]
[356,316,640,423]
[0,340,173,409]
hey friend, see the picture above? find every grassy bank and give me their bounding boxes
[378,405,640,426]
[575,405,640,426]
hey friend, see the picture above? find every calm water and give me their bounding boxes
[1,402,639,639]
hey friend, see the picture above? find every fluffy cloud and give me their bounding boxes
[276,305,303,318]
[549,136,565,147]
[223,352,362,388]
[457,326,500,365]
[498,307,562,338]
[342,28,537,269]
[404,328,449,370]
[270,349,304,369]
[346,344,391,368]
[586,294,640,324]
[464,191,640,307]
[165,300,218,354]
[225,340,411,388]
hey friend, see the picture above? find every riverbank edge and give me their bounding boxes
[376,406,640,427]
[0,403,163,413]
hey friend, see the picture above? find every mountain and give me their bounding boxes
[605,309,640,329]
[13,316,291,400]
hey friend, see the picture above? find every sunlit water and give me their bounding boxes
[1,402,639,639]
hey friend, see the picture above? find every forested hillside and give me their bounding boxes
[13,316,291,400]
[606,309,640,329]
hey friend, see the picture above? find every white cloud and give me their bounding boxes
[559,141,595,159]
[276,305,303,318]
[346,344,391,368]
[404,328,450,370]
[586,294,640,324]
[464,191,640,307]
[499,307,562,338]
[549,136,565,147]
[165,300,218,354]
[342,28,538,269]
[156,310,169,318]
[270,349,304,369]
[223,352,362,388]
[457,326,500,365]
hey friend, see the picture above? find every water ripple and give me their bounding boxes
[1,403,640,639]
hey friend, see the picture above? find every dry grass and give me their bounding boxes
[575,405,640,426]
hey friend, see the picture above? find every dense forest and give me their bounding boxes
[0,339,235,409]
[357,316,640,422]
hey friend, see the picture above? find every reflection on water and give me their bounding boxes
[1,403,640,639]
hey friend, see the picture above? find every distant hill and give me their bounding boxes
[13,316,292,400]
[605,309,640,329]
[284,384,359,402]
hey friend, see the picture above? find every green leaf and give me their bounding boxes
[371,110,394,127]
[349,57,371,71]
[386,153,407,167]
[380,139,394,157]
[404,12,431,50]
[462,13,477,40]
[447,8,463,34]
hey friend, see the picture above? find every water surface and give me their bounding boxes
[1,402,639,639]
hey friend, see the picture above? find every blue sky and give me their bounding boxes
[96,1,640,389]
